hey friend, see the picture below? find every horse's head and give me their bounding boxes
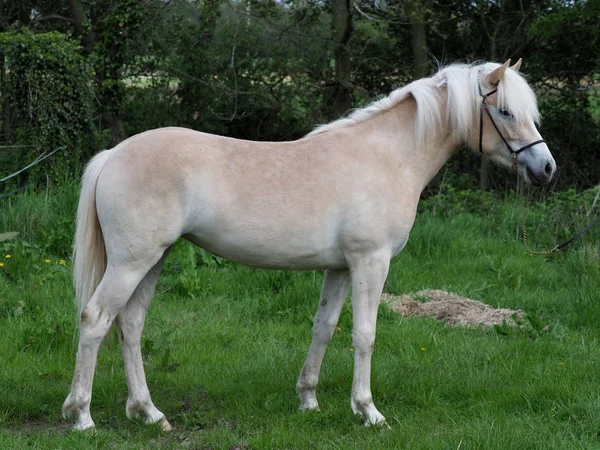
[471,59,556,186]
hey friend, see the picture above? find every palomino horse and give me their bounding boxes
[63,59,556,430]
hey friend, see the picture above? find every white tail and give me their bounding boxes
[73,149,112,317]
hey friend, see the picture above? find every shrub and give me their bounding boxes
[0,29,100,187]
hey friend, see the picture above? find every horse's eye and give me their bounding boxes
[499,108,513,119]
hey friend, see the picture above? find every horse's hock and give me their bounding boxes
[381,290,524,328]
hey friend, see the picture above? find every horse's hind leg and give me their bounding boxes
[62,255,165,431]
[297,269,351,411]
[115,247,172,430]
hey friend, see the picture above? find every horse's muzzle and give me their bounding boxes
[524,160,555,186]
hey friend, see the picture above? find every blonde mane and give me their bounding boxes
[306,62,540,145]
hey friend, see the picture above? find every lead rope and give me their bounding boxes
[514,156,559,255]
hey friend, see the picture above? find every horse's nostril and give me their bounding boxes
[545,162,553,176]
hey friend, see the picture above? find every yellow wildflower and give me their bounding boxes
[59,260,66,265]
[421,347,426,352]
[0,262,3,267]
[5,254,11,259]
[45,259,51,263]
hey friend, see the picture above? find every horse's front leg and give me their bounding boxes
[349,251,390,426]
[297,269,351,411]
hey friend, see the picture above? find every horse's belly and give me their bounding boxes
[184,230,348,270]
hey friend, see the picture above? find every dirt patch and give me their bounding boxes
[381,290,523,328]
[3,418,72,435]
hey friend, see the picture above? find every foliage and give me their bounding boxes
[89,0,154,145]
[0,0,599,192]
[419,178,500,216]
[0,182,78,258]
[419,179,600,257]
[145,0,329,141]
[0,29,99,186]
[527,0,600,80]
[535,89,600,190]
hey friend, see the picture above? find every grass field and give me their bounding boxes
[2,184,600,449]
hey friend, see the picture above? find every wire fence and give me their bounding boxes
[0,145,35,150]
[0,145,65,199]
[0,186,28,201]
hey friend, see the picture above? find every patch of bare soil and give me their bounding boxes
[4,418,72,435]
[381,290,524,328]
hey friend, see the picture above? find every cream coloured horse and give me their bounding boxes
[63,60,556,430]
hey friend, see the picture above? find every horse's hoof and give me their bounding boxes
[363,412,388,428]
[299,399,320,412]
[159,417,172,432]
[72,421,96,433]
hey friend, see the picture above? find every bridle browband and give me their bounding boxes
[478,85,546,162]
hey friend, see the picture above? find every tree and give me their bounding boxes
[406,0,429,79]
[69,0,96,54]
[332,0,353,116]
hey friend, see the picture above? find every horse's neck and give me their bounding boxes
[361,92,460,191]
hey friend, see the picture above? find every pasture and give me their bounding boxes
[1,183,600,448]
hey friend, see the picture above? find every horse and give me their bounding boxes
[62,59,556,431]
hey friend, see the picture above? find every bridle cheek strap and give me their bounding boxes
[478,86,546,162]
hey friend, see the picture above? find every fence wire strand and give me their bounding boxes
[0,146,65,184]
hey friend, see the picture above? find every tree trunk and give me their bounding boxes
[201,0,221,41]
[102,46,126,147]
[0,52,8,143]
[103,108,126,147]
[408,0,438,190]
[332,0,353,117]
[478,2,504,191]
[69,0,97,54]
[407,1,429,79]
[0,0,10,143]
[16,1,31,26]
[70,0,126,146]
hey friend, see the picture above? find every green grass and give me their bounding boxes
[2,185,600,448]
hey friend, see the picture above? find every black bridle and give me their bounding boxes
[478,85,600,252]
[478,86,546,162]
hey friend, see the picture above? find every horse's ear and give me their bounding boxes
[510,58,522,72]
[484,59,511,87]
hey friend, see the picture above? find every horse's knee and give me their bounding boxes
[352,326,376,351]
[312,326,335,346]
